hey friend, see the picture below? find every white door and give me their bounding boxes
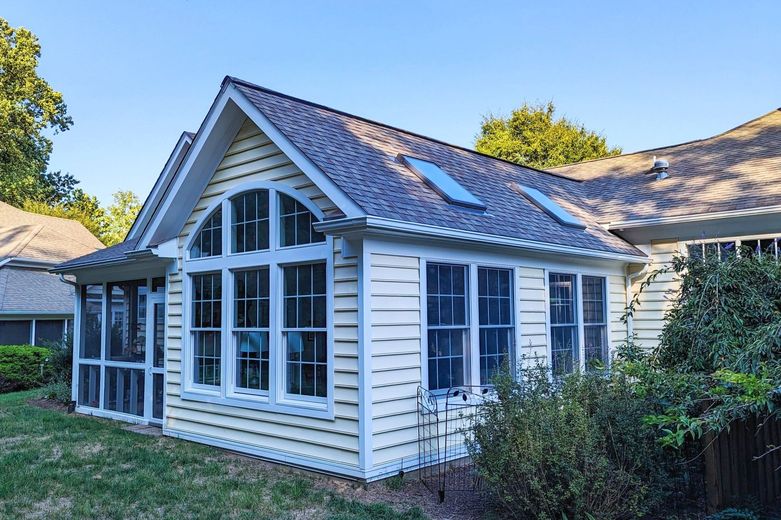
[147,293,166,424]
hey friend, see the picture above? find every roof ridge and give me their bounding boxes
[225,76,582,184]
[550,107,781,171]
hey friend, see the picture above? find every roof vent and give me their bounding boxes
[649,156,670,180]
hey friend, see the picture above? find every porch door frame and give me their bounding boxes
[147,292,166,425]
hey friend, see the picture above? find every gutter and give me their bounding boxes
[605,204,781,230]
[314,216,650,264]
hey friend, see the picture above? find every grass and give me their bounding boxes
[0,390,427,520]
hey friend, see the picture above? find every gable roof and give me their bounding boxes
[228,78,643,258]
[0,202,104,264]
[550,109,781,224]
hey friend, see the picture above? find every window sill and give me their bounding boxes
[179,390,334,420]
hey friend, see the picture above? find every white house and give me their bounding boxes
[54,77,781,481]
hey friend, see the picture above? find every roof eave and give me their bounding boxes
[605,204,781,231]
[314,216,649,264]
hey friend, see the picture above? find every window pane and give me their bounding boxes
[107,280,148,362]
[80,285,102,359]
[582,276,606,325]
[234,269,269,329]
[549,273,578,375]
[426,263,469,391]
[478,267,513,384]
[235,331,269,391]
[279,193,325,247]
[584,325,608,371]
[193,331,221,386]
[35,320,65,346]
[549,273,576,325]
[0,320,31,345]
[190,208,222,258]
[283,263,328,398]
[231,191,269,253]
[78,364,101,407]
[153,303,165,368]
[551,325,577,375]
[104,367,145,416]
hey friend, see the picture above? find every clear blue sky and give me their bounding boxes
[4,1,781,205]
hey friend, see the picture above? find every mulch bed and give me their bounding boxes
[27,397,70,412]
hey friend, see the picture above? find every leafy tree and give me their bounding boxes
[0,17,73,205]
[475,101,621,169]
[102,190,142,246]
[23,190,107,240]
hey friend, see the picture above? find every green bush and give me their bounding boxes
[0,345,52,393]
[467,365,679,520]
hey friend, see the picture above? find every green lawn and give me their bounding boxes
[0,391,427,520]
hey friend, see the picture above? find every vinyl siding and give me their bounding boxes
[631,240,681,350]
[369,253,421,468]
[518,267,548,363]
[608,274,628,351]
[165,118,359,469]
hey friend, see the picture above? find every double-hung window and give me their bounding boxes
[548,272,608,374]
[425,263,515,391]
[426,264,469,391]
[192,273,222,386]
[184,185,330,414]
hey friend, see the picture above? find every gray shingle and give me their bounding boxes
[0,267,74,314]
[231,78,643,258]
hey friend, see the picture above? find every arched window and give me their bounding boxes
[190,208,222,259]
[183,184,332,416]
[279,193,325,247]
[231,190,269,253]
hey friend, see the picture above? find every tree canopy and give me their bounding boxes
[0,18,73,205]
[474,101,621,169]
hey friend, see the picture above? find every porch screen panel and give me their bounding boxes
[104,367,145,416]
[283,263,327,398]
[35,320,65,345]
[191,273,222,386]
[426,263,468,391]
[80,285,102,359]
[582,276,608,370]
[0,320,31,345]
[549,273,577,375]
[106,280,148,362]
[77,364,101,408]
[478,267,513,384]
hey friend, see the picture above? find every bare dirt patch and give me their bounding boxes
[27,398,69,413]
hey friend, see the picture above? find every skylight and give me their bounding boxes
[511,183,586,229]
[398,154,486,210]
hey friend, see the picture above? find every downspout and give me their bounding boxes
[59,273,78,287]
[625,263,649,341]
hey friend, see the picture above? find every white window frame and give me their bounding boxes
[545,271,610,373]
[421,259,518,393]
[181,181,334,419]
[685,233,781,261]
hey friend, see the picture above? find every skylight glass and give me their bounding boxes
[512,183,586,229]
[398,154,486,210]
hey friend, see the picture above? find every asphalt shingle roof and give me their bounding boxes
[231,78,643,257]
[0,202,104,263]
[0,267,74,314]
[55,238,141,270]
[550,109,781,223]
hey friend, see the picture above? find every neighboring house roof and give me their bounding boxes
[0,201,104,264]
[0,267,74,314]
[229,78,643,258]
[550,109,781,223]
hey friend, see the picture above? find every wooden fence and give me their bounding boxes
[703,414,781,512]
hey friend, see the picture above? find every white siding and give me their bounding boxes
[165,119,359,469]
[518,267,548,363]
[369,253,421,468]
[631,240,681,350]
[608,274,628,351]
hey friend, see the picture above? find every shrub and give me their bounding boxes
[40,380,72,404]
[467,365,678,520]
[0,345,52,393]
